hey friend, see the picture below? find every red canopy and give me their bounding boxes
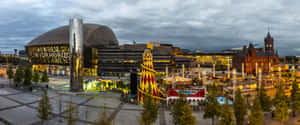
[168,88,205,97]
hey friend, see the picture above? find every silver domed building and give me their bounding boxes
[26,24,119,76]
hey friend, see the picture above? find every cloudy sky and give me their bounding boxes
[0,0,300,56]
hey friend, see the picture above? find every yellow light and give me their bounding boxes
[153,60,170,63]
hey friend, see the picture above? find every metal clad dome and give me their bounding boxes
[27,24,119,48]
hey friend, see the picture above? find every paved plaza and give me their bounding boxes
[0,78,299,125]
[0,78,211,125]
[0,78,160,125]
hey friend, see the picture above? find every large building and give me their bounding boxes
[26,24,191,76]
[232,32,279,74]
[26,24,118,76]
[97,42,176,76]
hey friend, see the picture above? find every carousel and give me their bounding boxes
[164,75,192,88]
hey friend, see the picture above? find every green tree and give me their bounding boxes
[170,91,196,125]
[37,90,53,124]
[180,104,196,125]
[41,70,49,82]
[248,96,264,125]
[204,83,221,125]
[219,97,235,125]
[258,82,272,112]
[32,70,40,83]
[65,97,79,125]
[23,64,32,86]
[290,80,300,117]
[32,70,40,84]
[273,84,289,125]
[13,65,23,84]
[140,84,158,125]
[6,65,14,84]
[233,88,247,125]
[95,104,112,125]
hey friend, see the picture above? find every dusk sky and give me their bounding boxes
[0,0,300,56]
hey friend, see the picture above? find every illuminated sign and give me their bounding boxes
[28,46,70,65]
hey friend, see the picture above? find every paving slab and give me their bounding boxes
[85,98,121,108]
[0,88,20,95]
[99,91,121,98]
[165,110,213,125]
[53,95,88,104]
[30,99,69,114]
[114,110,160,125]
[192,111,211,125]
[7,93,41,104]
[0,79,9,85]
[0,96,20,110]
[40,117,91,125]
[62,105,114,123]
[0,106,39,125]
[31,90,58,98]
[122,103,143,111]
[165,110,174,125]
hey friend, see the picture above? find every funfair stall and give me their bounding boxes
[167,88,205,107]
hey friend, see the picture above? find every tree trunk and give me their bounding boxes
[212,117,214,125]
[298,112,300,122]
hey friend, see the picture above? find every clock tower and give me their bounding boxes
[264,32,275,56]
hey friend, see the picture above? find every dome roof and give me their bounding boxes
[27,24,119,48]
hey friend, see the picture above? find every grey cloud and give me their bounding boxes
[0,0,299,56]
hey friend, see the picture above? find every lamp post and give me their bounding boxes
[278,67,281,86]
[228,63,230,79]
[242,63,245,79]
[269,62,271,73]
[202,70,206,86]
[233,69,237,100]
[292,65,295,80]
[165,65,168,78]
[198,64,201,80]
[255,62,258,77]
[258,68,262,90]
[182,64,185,78]
[172,72,175,89]
[213,63,216,78]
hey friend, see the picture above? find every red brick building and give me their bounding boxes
[233,32,279,74]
